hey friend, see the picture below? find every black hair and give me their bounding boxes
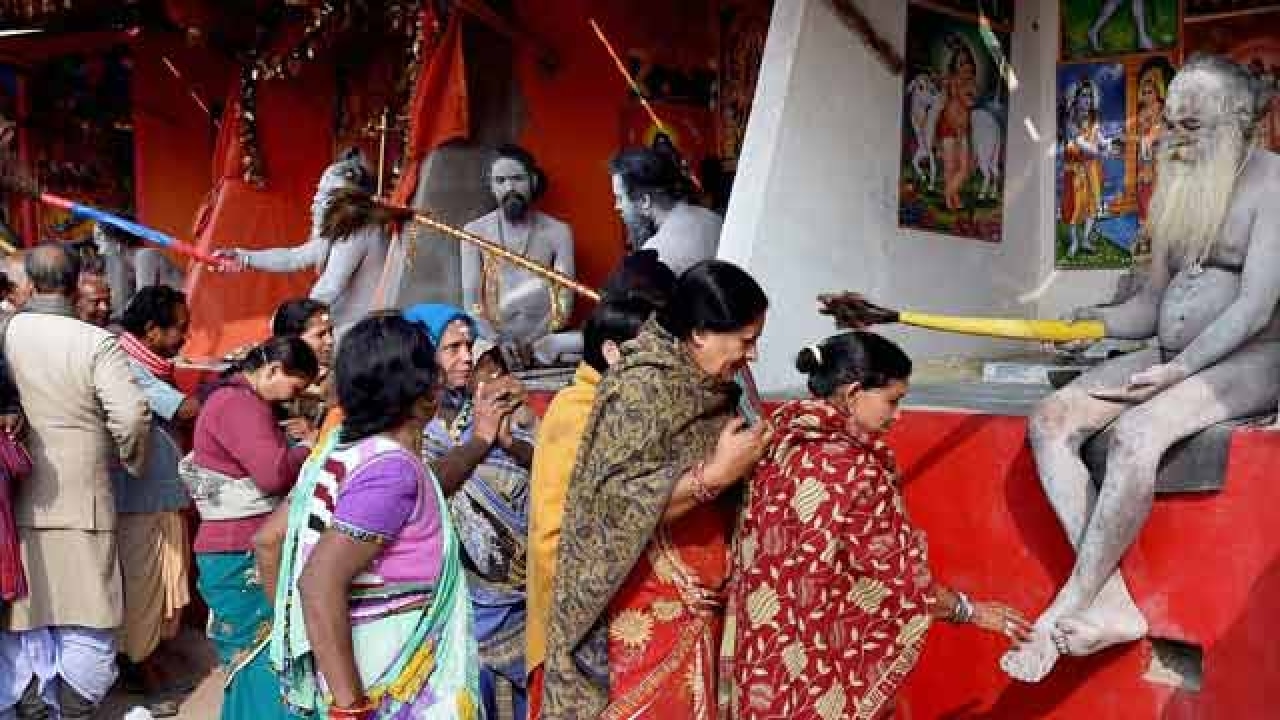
[795,331,912,398]
[0,271,12,299]
[336,313,438,443]
[25,244,79,295]
[120,285,187,337]
[271,298,329,337]
[600,249,677,309]
[487,143,547,200]
[608,146,689,211]
[238,335,319,381]
[583,298,657,373]
[658,260,768,341]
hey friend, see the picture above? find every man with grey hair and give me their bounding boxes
[0,244,151,718]
[1,251,31,312]
[1002,55,1280,683]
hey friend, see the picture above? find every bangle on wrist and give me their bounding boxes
[328,697,374,720]
[690,460,716,503]
[949,590,974,624]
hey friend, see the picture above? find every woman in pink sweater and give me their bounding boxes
[182,335,317,720]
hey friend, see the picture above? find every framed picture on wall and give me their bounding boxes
[1184,9,1280,152]
[1055,62,1138,269]
[1060,0,1179,62]
[898,3,1010,243]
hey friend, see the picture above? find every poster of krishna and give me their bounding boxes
[898,3,1010,243]
[1055,62,1137,269]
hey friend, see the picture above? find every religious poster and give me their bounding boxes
[1126,55,1172,260]
[1185,9,1280,152]
[1185,0,1280,18]
[913,0,1015,28]
[898,3,1011,243]
[1060,0,1178,61]
[1055,62,1137,269]
[1127,55,1175,229]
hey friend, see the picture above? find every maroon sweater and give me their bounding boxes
[191,377,309,552]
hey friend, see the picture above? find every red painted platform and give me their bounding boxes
[884,409,1280,719]
[184,369,1279,717]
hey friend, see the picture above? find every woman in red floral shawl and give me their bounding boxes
[731,331,1030,720]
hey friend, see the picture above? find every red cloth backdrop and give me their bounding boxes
[183,56,335,361]
[391,8,470,205]
[132,33,233,271]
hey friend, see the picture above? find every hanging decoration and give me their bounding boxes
[389,4,432,187]
[237,0,345,186]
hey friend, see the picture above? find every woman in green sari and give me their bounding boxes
[271,313,480,719]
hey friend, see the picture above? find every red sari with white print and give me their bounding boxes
[731,399,934,720]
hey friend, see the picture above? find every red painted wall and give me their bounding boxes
[132,32,232,258]
[888,410,1280,718]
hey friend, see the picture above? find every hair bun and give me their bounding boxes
[795,343,824,374]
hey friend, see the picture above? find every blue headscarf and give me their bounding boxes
[403,303,477,347]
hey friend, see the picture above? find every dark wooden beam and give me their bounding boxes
[827,0,904,76]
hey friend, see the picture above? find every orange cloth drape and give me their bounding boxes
[391,9,470,205]
[183,54,335,361]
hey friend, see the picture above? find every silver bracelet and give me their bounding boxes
[950,590,974,624]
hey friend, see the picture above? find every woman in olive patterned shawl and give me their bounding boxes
[543,260,771,719]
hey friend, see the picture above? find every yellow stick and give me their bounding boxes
[589,18,669,136]
[898,312,1105,342]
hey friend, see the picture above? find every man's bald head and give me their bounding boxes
[26,244,80,297]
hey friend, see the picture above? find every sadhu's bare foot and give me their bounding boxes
[1000,621,1061,683]
[1052,603,1148,657]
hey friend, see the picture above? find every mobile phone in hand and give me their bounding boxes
[734,368,763,427]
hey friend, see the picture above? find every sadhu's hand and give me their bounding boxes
[971,601,1033,643]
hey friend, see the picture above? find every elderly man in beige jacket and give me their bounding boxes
[0,245,151,719]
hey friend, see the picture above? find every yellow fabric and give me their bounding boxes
[117,511,191,662]
[525,363,600,672]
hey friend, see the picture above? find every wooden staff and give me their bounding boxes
[325,187,600,303]
[589,17,703,193]
[410,206,601,302]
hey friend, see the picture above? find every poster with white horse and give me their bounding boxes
[898,3,1010,243]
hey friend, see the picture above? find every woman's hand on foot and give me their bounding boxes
[972,601,1033,643]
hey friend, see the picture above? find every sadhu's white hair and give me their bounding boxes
[1148,56,1267,267]
[1172,55,1270,142]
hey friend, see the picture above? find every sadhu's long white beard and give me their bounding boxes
[1146,126,1245,267]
